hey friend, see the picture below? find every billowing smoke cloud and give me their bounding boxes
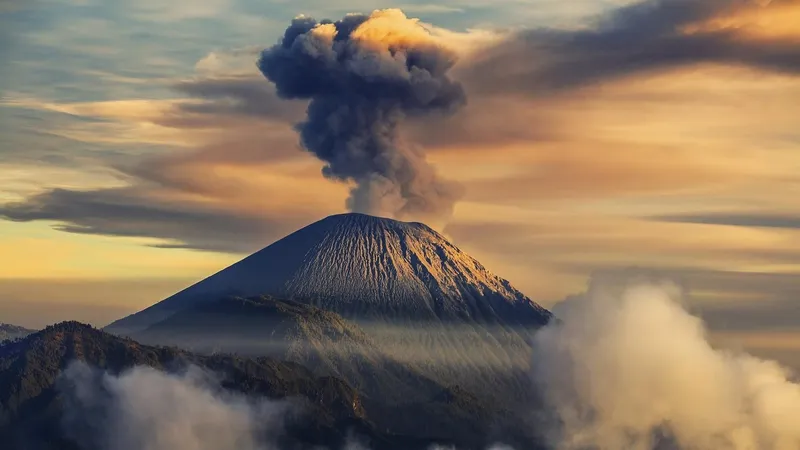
[531,275,800,450]
[59,362,286,450]
[258,9,465,223]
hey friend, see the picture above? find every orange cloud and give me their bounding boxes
[683,0,800,40]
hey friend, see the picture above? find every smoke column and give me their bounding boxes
[258,9,465,222]
[531,275,800,450]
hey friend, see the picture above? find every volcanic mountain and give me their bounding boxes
[131,296,515,444]
[106,213,550,416]
[107,213,550,335]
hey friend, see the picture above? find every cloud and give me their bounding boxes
[0,187,303,253]
[0,86,339,253]
[165,76,307,124]
[0,69,348,253]
[441,207,800,338]
[713,330,800,351]
[159,73,551,155]
[656,213,800,230]
[459,0,800,96]
[532,274,800,450]
[445,212,788,271]
[59,362,286,450]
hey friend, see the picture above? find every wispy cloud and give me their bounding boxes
[394,4,466,14]
[656,213,800,230]
[459,0,800,96]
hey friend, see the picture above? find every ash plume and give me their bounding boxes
[258,9,466,223]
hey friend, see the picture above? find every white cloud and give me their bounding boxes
[60,362,287,450]
[532,274,800,449]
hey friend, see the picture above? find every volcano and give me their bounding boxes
[107,213,550,335]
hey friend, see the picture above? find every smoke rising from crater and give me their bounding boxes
[532,275,800,450]
[258,9,466,222]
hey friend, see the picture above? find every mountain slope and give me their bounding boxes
[134,295,444,404]
[133,296,512,444]
[134,296,530,448]
[107,213,550,335]
[105,213,550,423]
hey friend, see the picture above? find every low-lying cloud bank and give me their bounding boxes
[533,275,800,449]
[59,363,288,450]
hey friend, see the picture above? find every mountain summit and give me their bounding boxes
[107,213,549,334]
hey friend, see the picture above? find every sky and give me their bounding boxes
[1,0,800,365]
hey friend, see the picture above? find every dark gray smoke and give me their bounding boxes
[258,9,466,222]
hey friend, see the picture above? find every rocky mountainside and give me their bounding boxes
[0,322,512,450]
[107,213,550,335]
